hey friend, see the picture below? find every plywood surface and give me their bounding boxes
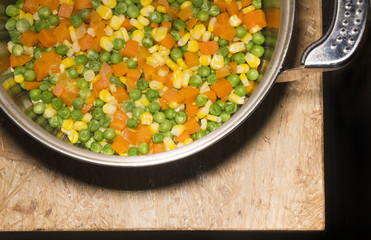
[0,1,324,231]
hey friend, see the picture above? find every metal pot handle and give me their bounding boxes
[277,0,369,82]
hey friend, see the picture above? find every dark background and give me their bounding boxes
[3,1,371,239]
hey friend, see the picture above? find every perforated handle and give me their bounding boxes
[301,0,368,68]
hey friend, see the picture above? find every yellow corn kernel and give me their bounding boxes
[166,59,180,71]
[192,24,206,40]
[206,114,222,123]
[137,15,150,26]
[100,36,114,52]
[118,76,126,85]
[180,1,192,9]
[74,121,88,131]
[139,97,150,107]
[69,26,77,42]
[140,0,152,7]
[237,64,250,74]
[67,130,79,144]
[153,52,166,65]
[176,58,188,70]
[103,103,117,115]
[172,70,183,89]
[183,137,193,145]
[14,75,24,84]
[178,32,191,46]
[110,15,125,30]
[62,119,74,131]
[61,0,74,5]
[225,0,232,3]
[44,104,57,118]
[140,5,155,17]
[23,45,33,56]
[18,9,25,19]
[141,112,153,125]
[164,136,177,151]
[158,46,170,56]
[102,0,117,9]
[149,122,159,134]
[202,31,212,42]
[117,28,130,41]
[84,70,95,82]
[241,32,252,44]
[99,89,114,102]
[187,40,199,52]
[229,15,242,27]
[157,5,167,13]
[72,41,81,52]
[149,81,163,90]
[200,118,207,130]
[151,27,168,42]
[208,17,217,32]
[130,18,144,30]
[228,42,246,53]
[239,73,249,87]
[200,55,211,66]
[148,44,159,53]
[75,65,84,75]
[228,93,245,104]
[199,81,210,93]
[243,5,255,14]
[96,5,113,20]
[197,106,210,119]
[61,57,75,69]
[244,52,261,68]
[169,101,180,109]
[87,27,95,37]
[171,124,185,137]
[250,25,262,34]
[236,1,242,9]
[24,13,34,26]
[210,54,224,70]
[182,70,191,87]
[158,69,168,77]
[82,113,93,123]
[132,29,145,43]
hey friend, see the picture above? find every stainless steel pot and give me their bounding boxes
[0,0,368,167]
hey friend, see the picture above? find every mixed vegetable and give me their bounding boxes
[6,0,267,156]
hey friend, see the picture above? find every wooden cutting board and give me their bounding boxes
[0,1,324,231]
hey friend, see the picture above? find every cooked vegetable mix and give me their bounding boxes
[6,0,266,155]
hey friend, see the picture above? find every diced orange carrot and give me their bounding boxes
[60,89,79,107]
[99,62,113,78]
[90,10,102,25]
[149,141,166,154]
[186,103,199,118]
[162,21,172,32]
[211,78,233,98]
[136,125,152,145]
[227,1,239,16]
[54,22,71,44]
[178,7,193,22]
[23,0,41,14]
[112,62,129,77]
[199,41,219,55]
[203,90,217,103]
[39,29,57,48]
[245,80,255,94]
[229,61,238,73]
[162,88,184,105]
[110,110,129,131]
[41,51,61,65]
[165,72,173,88]
[92,76,110,96]
[243,9,267,30]
[41,0,59,12]
[123,128,137,145]
[111,135,130,155]
[219,26,236,41]
[81,104,93,115]
[183,52,200,68]
[178,86,199,104]
[78,34,95,51]
[20,30,38,47]
[9,55,32,68]
[126,69,141,81]
[24,81,42,90]
[58,3,74,19]
[125,77,137,92]
[158,0,169,6]
[176,130,191,143]
[91,22,105,37]
[158,33,176,49]
[215,65,231,79]
[121,39,139,58]
[52,83,64,97]
[241,0,252,7]
[184,117,201,134]
[75,0,91,10]
[149,22,159,28]
[112,86,129,104]
[137,46,150,62]
[159,97,169,111]
[121,18,134,30]
[33,58,50,81]
[84,92,96,105]
[166,6,179,20]
[213,12,230,37]
[214,0,227,12]
[186,17,198,31]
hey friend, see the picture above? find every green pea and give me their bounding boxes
[127,118,138,129]
[177,0,187,4]
[148,101,161,113]
[15,0,25,9]
[95,99,105,108]
[102,128,115,141]
[124,0,134,5]
[29,89,41,101]
[175,111,187,124]
[170,30,181,41]
[224,101,237,114]
[73,98,84,110]
[109,75,121,87]
[252,0,262,9]
[38,7,51,20]
[198,66,211,77]
[94,130,104,142]
[128,147,140,156]
[6,5,19,17]
[100,115,111,128]
[132,107,145,120]
[173,19,185,30]
[71,110,83,121]
[58,107,71,119]
[170,48,183,61]
[208,5,220,17]
[207,121,219,132]
[51,97,63,110]
[196,94,208,107]
[159,119,172,133]
[14,66,26,76]
[89,61,102,73]
[79,9,91,19]
[233,52,245,64]
[9,30,21,43]
[142,37,154,48]
[191,0,203,7]
[87,119,100,132]
[24,70,36,81]
[245,41,254,52]
[67,67,79,79]
[87,49,99,60]
[129,88,141,100]
[181,44,188,52]
[189,75,203,88]
[209,103,222,116]
[224,57,231,65]
[92,0,101,9]
[127,5,140,18]
[234,85,247,97]
[35,20,50,32]
[115,2,128,14]
[246,69,259,81]
[193,130,207,140]
[5,18,16,31]
[153,111,166,123]
[170,1,179,7]
[48,15,60,26]
[252,32,265,45]
[39,81,50,91]
[48,115,63,128]
[33,102,46,114]
[218,38,229,47]
[125,59,137,69]
[75,54,88,65]
[80,88,92,99]
[99,51,111,63]
[12,44,23,57]
[220,112,231,122]
[111,52,123,64]
[143,26,152,37]
[77,78,88,89]
[56,45,69,55]
[90,142,102,153]
[196,10,209,22]
[206,73,217,85]
[149,11,162,23]
[49,74,58,85]
[251,45,265,58]
[123,100,135,112]
[16,19,30,33]
[137,78,148,91]
[113,38,124,50]
[33,48,44,59]
[164,108,176,119]
[25,60,34,70]
[218,46,229,57]
[102,144,115,155]
[227,74,240,87]
[138,142,149,155]
[146,89,159,101]
[236,26,247,39]
[152,133,164,143]
[168,0,175,4]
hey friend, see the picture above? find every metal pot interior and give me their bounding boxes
[0,0,294,166]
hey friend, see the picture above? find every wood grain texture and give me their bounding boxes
[0,0,324,231]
